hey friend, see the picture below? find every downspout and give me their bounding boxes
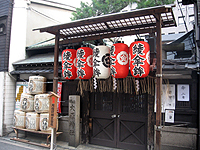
[194,2,200,149]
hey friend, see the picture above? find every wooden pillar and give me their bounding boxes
[51,33,59,150]
[155,13,162,150]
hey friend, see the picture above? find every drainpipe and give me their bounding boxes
[194,2,200,149]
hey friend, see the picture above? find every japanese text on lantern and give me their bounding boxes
[132,43,145,77]
[93,47,101,77]
[110,46,116,76]
[62,51,73,79]
[77,49,86,78]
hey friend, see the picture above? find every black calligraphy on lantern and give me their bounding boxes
[62,51,73,79]
[93,47,101,77]
[77,49,86,78]
[110,45,117,77]
[132,43,146,77]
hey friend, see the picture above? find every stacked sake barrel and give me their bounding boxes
[14,76,51,131]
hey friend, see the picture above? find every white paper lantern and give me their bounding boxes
[93,45,110,79]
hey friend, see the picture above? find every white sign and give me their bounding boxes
[155,84,175,112]
[165,110,174,123]
[177,84,189,101]
[164,84,175,110]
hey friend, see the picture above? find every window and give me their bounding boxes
[178,16,185,25]
[0,24,5,34]
[189,15,194,24]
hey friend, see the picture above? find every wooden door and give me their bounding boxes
[90,92,147,150]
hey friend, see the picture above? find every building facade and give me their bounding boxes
[0,0,75,136]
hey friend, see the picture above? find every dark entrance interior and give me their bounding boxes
[90,92,147,150]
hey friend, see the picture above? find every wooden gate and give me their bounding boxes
[90,92,147,150]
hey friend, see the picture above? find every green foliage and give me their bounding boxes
[136,0,175,9]
[71,0,175,21]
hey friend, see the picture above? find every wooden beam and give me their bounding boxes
[155,13,162,150]
[51,33,59,150]
[60,28,156,45]
[37,5,173,33]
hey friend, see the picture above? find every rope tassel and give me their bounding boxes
[113,78,117,90]
[93,77,97,89]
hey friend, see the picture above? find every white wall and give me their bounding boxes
[3,73,16,134]
[0,72,5,136]
[9,0,28,72]
[162,3,194,34]
[0,0,76,135]
[0,0,28,136]
[26,1,75,47]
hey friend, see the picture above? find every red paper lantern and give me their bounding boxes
[76,47,93,79]
[62,49,77,80]
[129,41,150,78]
[110,43,129,78]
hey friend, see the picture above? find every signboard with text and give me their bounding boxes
[48,92,59,128]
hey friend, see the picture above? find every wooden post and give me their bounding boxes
[50,33,59,150]
[155,14,162,150]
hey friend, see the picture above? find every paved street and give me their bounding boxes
[0,135,123,150]
[0,137,48,150]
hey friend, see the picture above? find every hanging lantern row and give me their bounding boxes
[62,41,150,80]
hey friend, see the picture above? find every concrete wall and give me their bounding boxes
[155,126,198,150]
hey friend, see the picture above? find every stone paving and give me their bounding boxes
[0,132,124,150]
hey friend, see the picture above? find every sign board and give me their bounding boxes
[165,110,174,123]
[48,92,59,128]
[177,84,189,101]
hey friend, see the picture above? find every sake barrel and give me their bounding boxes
[40,113,58,131]
[34,94,49,113]
[14,110,26,128]
[20,93,34,112]
[28,76,46,94]
[26,112,40,131]
[93,45,110,79]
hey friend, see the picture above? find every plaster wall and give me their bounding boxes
[0,72,5,136]
[9,0,27,72]
[26,2,74,47]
